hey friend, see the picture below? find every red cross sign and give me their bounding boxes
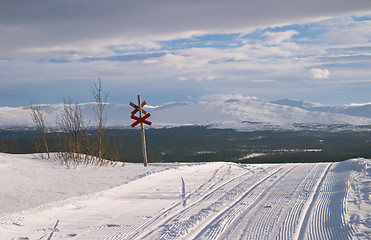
[131,113,152,127]
[130,100,152,128]
[130,101,147,115]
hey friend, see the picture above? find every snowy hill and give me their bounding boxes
[272,98,371,119]
[2,98,371,129]
[0,153,369,239]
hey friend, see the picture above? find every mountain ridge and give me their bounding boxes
[271,98,371,118]
[1,98,371,129]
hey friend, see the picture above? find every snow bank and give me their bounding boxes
[0,153,176,215]
[345,158,371,239]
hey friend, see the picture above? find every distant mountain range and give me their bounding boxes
[271,99,371,119]
[1,98,371,130]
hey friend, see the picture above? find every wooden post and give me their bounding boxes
[138,95,148,167]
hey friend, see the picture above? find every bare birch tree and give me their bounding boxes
[30,103,50,159]
[92,78,107,164]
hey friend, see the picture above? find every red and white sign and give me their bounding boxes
[130,101,152,128]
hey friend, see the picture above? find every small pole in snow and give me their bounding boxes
[138,95,148,167]
[130,95,151,167]
[181,177,186,207]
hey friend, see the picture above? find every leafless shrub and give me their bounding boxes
[54,98,99,168]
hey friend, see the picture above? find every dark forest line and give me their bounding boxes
[1,126,371,164]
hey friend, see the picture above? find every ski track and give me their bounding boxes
[278,163,327,240]
[134,165,283,239]
[123,163,239,239]
[128,164,275,239]
[78,163,257,240]
[302,162,356,240]
[193,164,299,240]
[0,160,363,239]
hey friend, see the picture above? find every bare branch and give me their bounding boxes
[30,103,50,159]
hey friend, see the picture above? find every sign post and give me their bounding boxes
[130,95,152,167]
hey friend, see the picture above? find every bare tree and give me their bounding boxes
[92,79,120,165]
[92,78,108,164]
[30,103,50,159]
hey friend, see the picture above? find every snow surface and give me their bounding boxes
[272,98,371,119]
[2,98,371,129]
[0,153,370,239]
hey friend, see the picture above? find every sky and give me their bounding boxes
[1,0,371,107]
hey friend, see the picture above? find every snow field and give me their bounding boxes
[0,154,369,239]
[346,159,371,239]
[0,153,173,216]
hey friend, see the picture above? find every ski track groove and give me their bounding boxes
[132,165,281,239]
[190,165,292,240]
[120,164,235,239]
[277,163,327,240]
[52,164,231,240]
[186,166,284,240]
[303,162,354,240]
[195,163,333,240]
[218,165,298,240]
[124,164,234,239]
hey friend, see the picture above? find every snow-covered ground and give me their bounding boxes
[0,153,370,239]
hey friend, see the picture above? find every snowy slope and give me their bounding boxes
[272,98,371,119]
[0,153,173,216]
[0,153,370,239]
[2,98,371,129]
[0,106,34,127]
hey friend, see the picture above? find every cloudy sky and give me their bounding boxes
[1,0,371,107]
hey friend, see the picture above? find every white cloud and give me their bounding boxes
[177,76,188,81]
[346,101,371,106]
[161,54,189,70]
[196,75,222,82]
[315,17,371,45]
[309,68,331,79]
[240,34,301,58]
[251,80,278,83]
[142,59,159,64]
[112,41,162,51]
[264,30,298,45]
[200,94,257,102]
[159,48,229,70]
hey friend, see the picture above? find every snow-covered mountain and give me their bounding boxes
[1,98,371,129]
[271,98,371,118]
